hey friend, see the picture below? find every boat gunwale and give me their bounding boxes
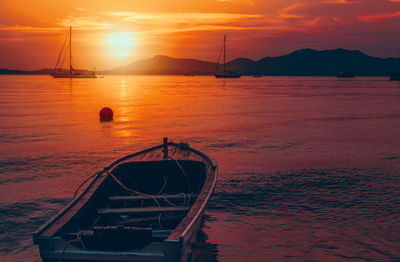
[165,143,218,243]
[33,142,217,245]
[173,164,217,242]
[32,171,106,243]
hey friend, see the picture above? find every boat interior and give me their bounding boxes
[58,160,207,250]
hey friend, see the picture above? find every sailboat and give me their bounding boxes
[389,72,400,81]
[214,34,241,78]
[51,27,97,78]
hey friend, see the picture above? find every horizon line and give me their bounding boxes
[1,47,399,72]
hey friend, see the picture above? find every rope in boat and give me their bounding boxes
[104,152,194,209]
[59,143,200,261]
[103,146,193,206]
[158,176,168,195]
[158,213,163,230]
[107,171,161,208]
[71,163,190,208]
[58,232,85,262]
[165,154,192,194]
[69,144,194,229]
[72,171,103,199]
[160,194,178,207]
[161,143,194,206]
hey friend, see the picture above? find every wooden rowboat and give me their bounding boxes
[33,138,218,262]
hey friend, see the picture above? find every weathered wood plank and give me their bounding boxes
[98,206,190,215]
[108,194,197,202]
[117,214,185,225]
[67,229,172,238]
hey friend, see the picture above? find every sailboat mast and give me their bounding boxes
[69,26,72,72]
[223,34,226,75]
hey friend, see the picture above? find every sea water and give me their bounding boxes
[0,75,399,261]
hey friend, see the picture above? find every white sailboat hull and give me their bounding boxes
[52,70,97,78]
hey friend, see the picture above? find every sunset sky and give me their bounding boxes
[1,0,400,70]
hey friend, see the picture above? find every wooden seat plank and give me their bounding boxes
[98,206,190,215]
[67,229,172,238]
[108,194,197,202]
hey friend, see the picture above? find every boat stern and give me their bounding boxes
[36,235,183,262]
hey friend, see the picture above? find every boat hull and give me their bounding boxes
[389,72,400,81]
[52,75,97,78]
[215,74,241,78]
[336,72,354,78]
[33,142,218,262]
[52,71,97,78]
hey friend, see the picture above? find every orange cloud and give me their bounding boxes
[278,3,307,19]
[1,0,400,70]
[0,25,60,33]
[358,11,400,22]
[322,0,360,4]
[217,0,255,5]
[106,11,262,24]
[58,16,111,30]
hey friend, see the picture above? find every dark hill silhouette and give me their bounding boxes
[106,49,398,76]
[1,49,399,76]
[225,58,257,75]
[109,55,216,75]
[0,68,54,75]
[253,48,397,76]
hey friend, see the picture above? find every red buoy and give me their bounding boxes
[99,107,113,122]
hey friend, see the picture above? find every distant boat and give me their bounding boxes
[389,53,400,81]
[214,34,241,78]
[183,72,195,76]
[51,27,96,78]
[389,72,400,81]
[253,63,262,77]
[336,72,354,78]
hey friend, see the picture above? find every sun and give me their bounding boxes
[107,32,136,57]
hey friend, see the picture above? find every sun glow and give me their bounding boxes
[107,32,136,57]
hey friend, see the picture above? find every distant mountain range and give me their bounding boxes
[0,68,53,75]
[1,49,399,76]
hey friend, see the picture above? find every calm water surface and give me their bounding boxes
[0,75,399,261]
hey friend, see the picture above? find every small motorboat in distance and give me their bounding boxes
[389,72,400,81]
[388,52,400,81]
[33,138,218,262]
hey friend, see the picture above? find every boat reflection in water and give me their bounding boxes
[188,227,219,262]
